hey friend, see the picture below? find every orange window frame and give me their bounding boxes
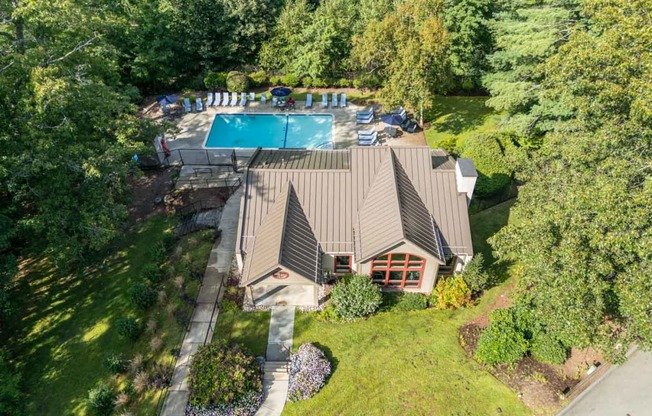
[370,253,425,289]
[334,255,353,274]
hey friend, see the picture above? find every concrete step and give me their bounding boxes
[264,361,289,381]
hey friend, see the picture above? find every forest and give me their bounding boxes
[0,0,651,414]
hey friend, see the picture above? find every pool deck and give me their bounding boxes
[165,99,426,154]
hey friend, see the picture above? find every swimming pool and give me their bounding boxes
[205,114,333,149]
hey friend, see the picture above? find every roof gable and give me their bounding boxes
[242,182,321,285]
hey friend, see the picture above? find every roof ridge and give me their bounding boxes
[276,181,294,265]
[386,149,405,237]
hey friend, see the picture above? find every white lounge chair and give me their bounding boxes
[306,93,313,109]
[221,92,229,106]
[195,97,203,112]
[261,93,267,104]
[340,93,346,107]
[249,92,255,101]
[394,107,407,120]
[239,92,247,106]
[358,131,378,146]
[206,92,214,107]
[183,97,191,112]
[272,97,278,107]
[358,129,375,138]
[356,112,374,124]
[321,93,328,108]
[356,107,373,117]
[230,92,238,106]
[331,93,338,108]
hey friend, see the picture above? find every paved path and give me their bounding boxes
[255,306,295,416]
[559,347,652,416]
[160,188,242,416]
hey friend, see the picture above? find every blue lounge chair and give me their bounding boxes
[357,107,373,117]
[261,93,267,104]
[195,97,203,112]
[206,92,214,107]
[321,93,328,108]
[356,112,374,124]
[358,131,378,146]
[249,92,255,101]
[340,93,347,107]
[358,129,376,138]
[183,98,191,112]
[306,93,313,109]
[331,93,338,108]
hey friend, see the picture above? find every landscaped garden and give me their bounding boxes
[9,217,215,415]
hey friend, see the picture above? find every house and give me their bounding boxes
[235,146,477,307]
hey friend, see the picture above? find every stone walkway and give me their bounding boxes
[255,306,295,416]
[160,188,243,416]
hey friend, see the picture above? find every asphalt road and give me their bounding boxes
[559,349,652,416]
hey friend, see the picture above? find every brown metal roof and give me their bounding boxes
[431,149,456,170]
[241,182,321,285]
[354,151,443,262]
[249,149,350,170]
[237,147,473,270]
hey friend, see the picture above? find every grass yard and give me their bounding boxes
[425,96,502,152]
[11,216,215,415]
[213,306,270,357]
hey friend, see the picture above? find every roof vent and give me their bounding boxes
[455,158,477,206]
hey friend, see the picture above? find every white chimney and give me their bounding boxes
[455,158,477,206]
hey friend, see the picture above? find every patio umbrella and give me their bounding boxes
[156,95,179,106]
[270,87,292,97]
[380,113,405,126]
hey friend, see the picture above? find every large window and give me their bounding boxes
[334,255,352,274]
[370,253,425,288]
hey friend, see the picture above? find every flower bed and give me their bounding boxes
[184,391,263,416]
[288,343,331,402]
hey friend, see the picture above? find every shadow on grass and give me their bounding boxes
[311,342,339,376]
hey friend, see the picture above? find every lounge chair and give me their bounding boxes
[306,93,313,109]
[183,97,191,112]
[331,93,338,108]
[239,92,247,106]
[230,92,238,106]
[272,97,278,107]
[400,117,411,130]
[358,131,378,146]
[340,93,346,108]
[261,93,267,104]
[356,107,373,117]
[358,129,376,138]
[394,107,407,120]
[221,92,229,106]
[407,120,419,133]
[195,97,203,112]
[356,112,374,124]
[249,92,255,101]
[206,92,214,107]
[321,93,328,108]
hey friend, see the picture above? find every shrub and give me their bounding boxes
[133,371,150,394]
[130,283,156,310]
[311,77,328,88]
[104,353,127,374]
[314,304,339,322]
[0,350,22,415]
[288,344,331,402]
[301,76,313,88]
[336,77,350,88]
[117,317,142,342]
[142,263,162,285]
[204,72,227,90]
[331,275,382,321]
[87,384,115,416]
[530,331,568,365]
[430,276,472,310]
[383,292,428,312]
[226,71,249,92]
[462,253,490,293]
[248,70,268,87]
[188,342,263,407]
[282,73,300,87]
[475,308,530,365]
[151,362,171,390]
[148,243,167,264]
[269,75,282,86]
[353,74,382,90]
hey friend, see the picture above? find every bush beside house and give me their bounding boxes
[331,275,382,321]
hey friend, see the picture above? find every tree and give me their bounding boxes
[443,0,493,91]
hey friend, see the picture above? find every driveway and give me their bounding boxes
[559,348,652,416]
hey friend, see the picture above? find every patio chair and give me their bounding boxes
[261,93,267,104]
[221,92,229,106]
[358,129,375,138]
[321,93,328,108]
[356,112,374,124]
[206,92,214,107]
[239,92,247,106]
[407,120,419,133]
[356,107,373,117]
[340,93,346,108]
[230,92,238,106]
[331,93,338,108]
[306,93,313,109]
[400,117,411,130]
[183,97,191,112]
[358,131,378,146]
[195,97,203,112]
[249,92,255,101]
[272,97,278,107]
[394,107,407,120]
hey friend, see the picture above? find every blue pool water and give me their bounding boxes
[205,114,333,149]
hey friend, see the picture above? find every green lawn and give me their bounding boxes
[425,96,502,152]
[213,307,270,357]
[11,216,215,415]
